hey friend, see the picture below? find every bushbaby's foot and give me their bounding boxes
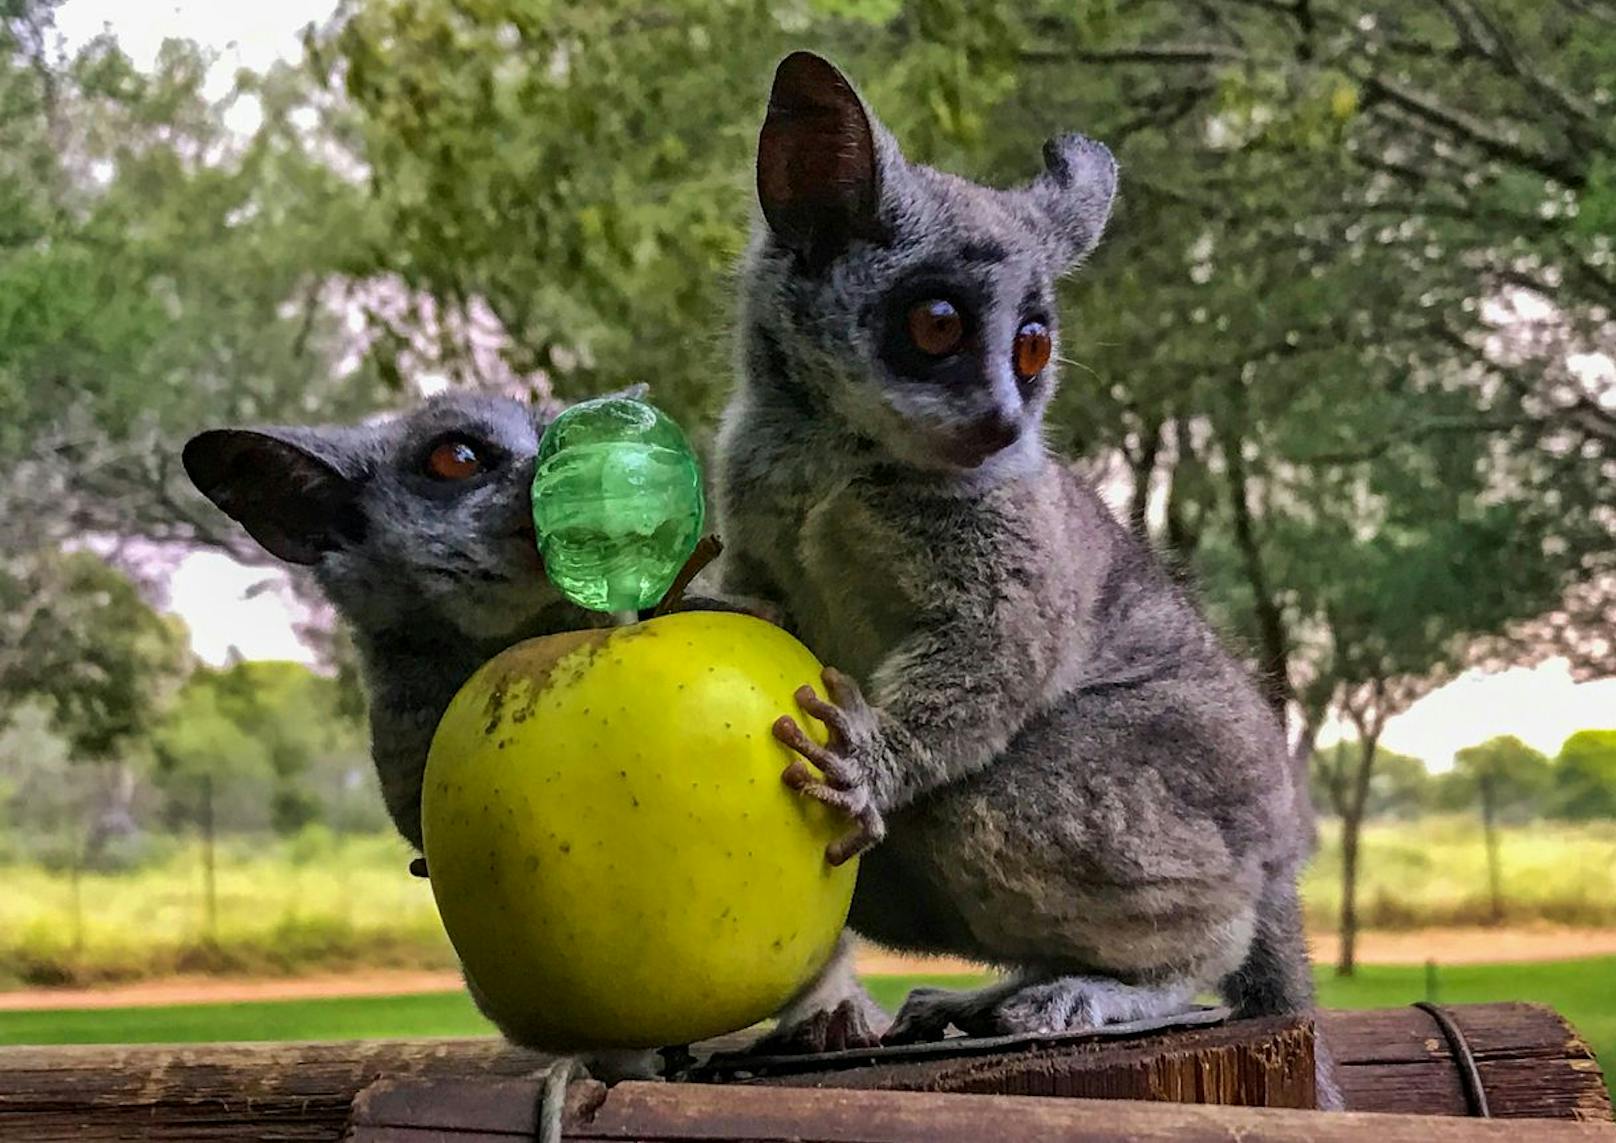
[885,975,1195,1043]
[774,667,886,866]
[751,993,888,1054]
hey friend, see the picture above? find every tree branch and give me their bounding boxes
[1020,43,1247,66]
[1358,72,1586,188]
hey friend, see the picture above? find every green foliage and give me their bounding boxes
[0,1,395,726]
[1552,730,1616,821]
[152,661,372,835]
[0,0,1610,913]
[1311,743,1433,821]
[1452,735,1555,823]
[0,551,189,759]
[2,3,390,513]
[1302,816,1616,930]
[0,830,449,988]
[316,0,797,429]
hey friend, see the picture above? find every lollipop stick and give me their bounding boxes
[651,534,724,618]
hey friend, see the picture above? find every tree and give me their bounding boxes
[1,1,397,689]
[0,550,190,862]
[1017,0,1616,686]
[1452,735,1553,922]
[0,551,189,753]
[315,0,1613,695]
[152,658,369,935]
[1292,440,1571,974]
[1550,729,1616,821]
[154,660,366,836]
[1310,744,1432,821]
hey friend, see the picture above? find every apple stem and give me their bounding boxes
[651,534,724,618]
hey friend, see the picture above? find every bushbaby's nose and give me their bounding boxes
[959,411,1021,461]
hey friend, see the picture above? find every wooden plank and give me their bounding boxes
[0,1038,551,1142]
[0,1003,1606,1140]
[347,1077,1616,1142]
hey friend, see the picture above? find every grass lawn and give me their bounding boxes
[5,959,1611,1093]
[5,819,1616,989]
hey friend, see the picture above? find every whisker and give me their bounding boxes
[1057,355,1101,380]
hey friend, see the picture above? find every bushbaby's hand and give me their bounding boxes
[774,667,886,866]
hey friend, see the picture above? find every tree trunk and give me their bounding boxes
[1217,385,1291,717]
[1290,719,1321,856]
[201,774,218,942]
[1126,417,1163,539]
[69,846,85,955]
[1337,808,1361,976]
[1337,734,1380,977]
[1481,774,1503,925]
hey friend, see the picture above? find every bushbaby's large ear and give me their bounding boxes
[757,51,884,265]
[182,428,365,565]
[1025,133,1118,268]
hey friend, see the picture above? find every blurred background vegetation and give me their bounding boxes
[2,0,1615,998]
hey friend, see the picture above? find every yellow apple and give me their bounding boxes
[421,610,856,1050]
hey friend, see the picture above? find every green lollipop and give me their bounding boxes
[531,396,705,612]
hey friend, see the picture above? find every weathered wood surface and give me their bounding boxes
[734,1013,1318,1109]
[1322,1002,1613,1121]
[0,1037,560,1142]
[347,1078,1616,1142]
[0,1003,1606,1141]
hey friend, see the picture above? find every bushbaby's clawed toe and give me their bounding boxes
[822,995,886,1050]
[752,996,885,1055]
[774,677,887,866]
[988,976,1195,1037]
[882,987,960,1044]
[750,1006,834,1055]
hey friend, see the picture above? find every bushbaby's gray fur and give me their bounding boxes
[184,392,617,852]
[719,52,1340,1106]
[184,391,674,1085]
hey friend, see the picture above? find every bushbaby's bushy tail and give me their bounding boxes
[1219,868,1345,1111]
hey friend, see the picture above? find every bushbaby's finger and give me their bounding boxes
[821,667,867,711]
[774,716,840,771]
[794,685,852,745]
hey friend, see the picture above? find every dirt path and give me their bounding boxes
[4,928,1613,1012]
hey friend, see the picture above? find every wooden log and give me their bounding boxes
[0,1038,553,1142]
[0,1003,1605,1141]
[346,1077,1616,1142]
[708,1002,1612,1122]
[728,1013,1318,1109]
[1322,1003,1613,1121]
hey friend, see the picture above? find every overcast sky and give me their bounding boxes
[56,0,335,77]
[51,0,1616,767]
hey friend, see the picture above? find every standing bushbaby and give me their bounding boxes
[718,52,1339,1105]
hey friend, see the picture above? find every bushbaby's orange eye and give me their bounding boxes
[907,299,965,357]
[1013,321,1052,381]
[426,439,483,480]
